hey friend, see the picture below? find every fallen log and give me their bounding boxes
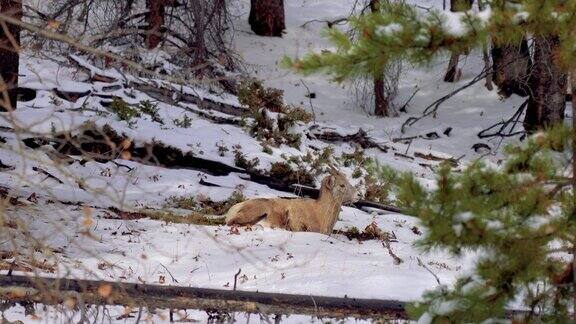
[0,274,406,320]
[131,83,249,117]
[354,201,403,214]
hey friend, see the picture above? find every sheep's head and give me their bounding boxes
[320,168,358,204]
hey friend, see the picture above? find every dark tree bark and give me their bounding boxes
[189,0,208,75]
[491,37,531,97]
[524,36,568,132]
[370,0,388,117]
[443,0,474,83]
[145,0,166,49]
[373,78,389,117]
[443,53,461,83]
[0,0,21,111]
[249,0,285,37]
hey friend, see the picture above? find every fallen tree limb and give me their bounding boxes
[32,167,64,184]
[0,274,406,320]
[414,152,459,167]
[353,201,403,214]
[401,68,489,133]
[478,99,527,139]
[310,128,389,153]
[300,16,348,28]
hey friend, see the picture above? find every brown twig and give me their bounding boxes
[32,166,64,184]
[417,258,441,285]
[159,263,179,283]
[233,268,241,291]
[300,79,316,125]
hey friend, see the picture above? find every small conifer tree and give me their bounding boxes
[370,126,575,321]
[286,1,576,321]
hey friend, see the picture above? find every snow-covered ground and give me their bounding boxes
[3,303,375,323]
[233,0,526,162]
[6,203,463,301]
[0,0,533,322]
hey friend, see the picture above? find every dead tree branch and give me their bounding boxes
[401,68,489,133]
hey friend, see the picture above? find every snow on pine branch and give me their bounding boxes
[284,0,576,81]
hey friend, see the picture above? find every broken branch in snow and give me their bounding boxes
[398,88,419,113]
[417,257,441,286]
[362,222,403,264]
[393,153,414,160]
[478,99,527,139]
[414,152,460,167]
[353,201,403,214]
[111,161,134,172]
[300,17,348,28]
[299,79,316,124]
[382,238,403,265]
[233,269,241,291]
[32,167,64,184]
[401,68,490,133]
[159,263,179,283]
[392,132,444,143]
[310,127,389,153]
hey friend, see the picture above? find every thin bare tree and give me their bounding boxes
[443,0,474,83]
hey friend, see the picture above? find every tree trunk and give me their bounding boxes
[249,0,285,37]
[370,0,388,117]
[190,0,208,76]
[443,0,474,83]
[145,0,165,49]
[523,36,568,132]
[477,0,493,91]
[443,53,461,83]
[373,77,389,117]
[491,37,531,97]
[0,0,21,111]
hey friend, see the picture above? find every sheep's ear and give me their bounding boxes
[325,175,335,189]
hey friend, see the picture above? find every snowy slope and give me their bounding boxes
[0,0,534,322]
[233,0,527,164]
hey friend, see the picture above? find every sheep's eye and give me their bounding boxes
[340,184,345,188]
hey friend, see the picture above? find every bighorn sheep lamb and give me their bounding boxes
[225,169,357,235]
